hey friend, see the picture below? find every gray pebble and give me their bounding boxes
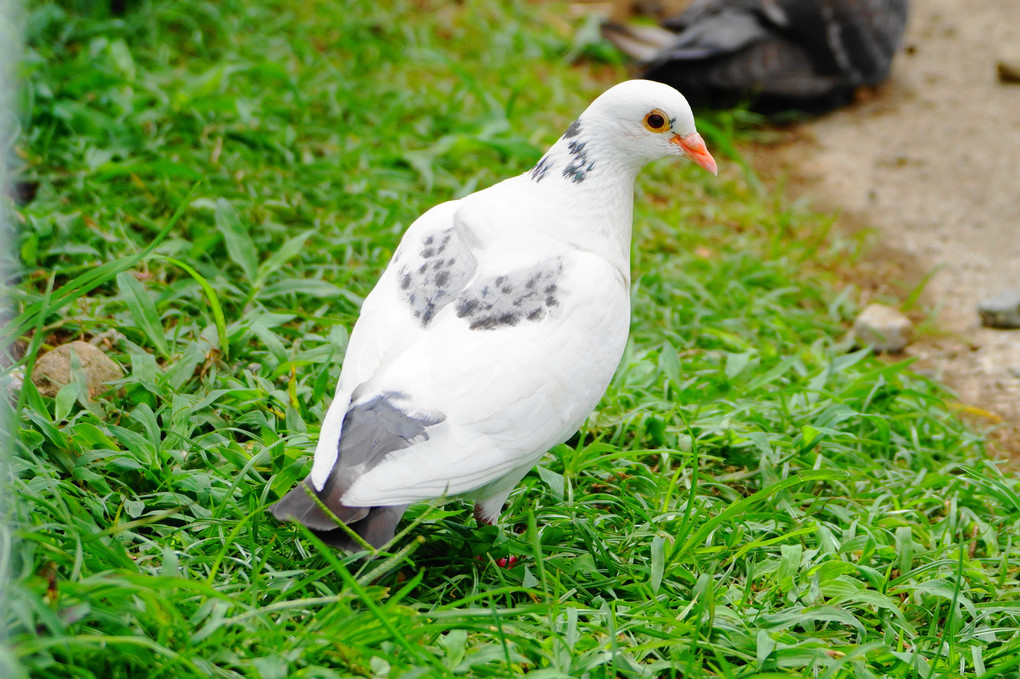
[978,289,1020,329]
[852,303,913,353]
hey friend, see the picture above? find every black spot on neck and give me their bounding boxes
[563,119,582,138]
[562,139,596,183]
[530,154,554,183]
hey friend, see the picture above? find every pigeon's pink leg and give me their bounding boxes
[474,503,495,526]
[473,503,517,568]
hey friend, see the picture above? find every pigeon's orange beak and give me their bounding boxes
[671,132,718,176]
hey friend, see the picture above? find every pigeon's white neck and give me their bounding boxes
[520,120,645,272]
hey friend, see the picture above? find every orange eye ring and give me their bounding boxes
[642,109,670,133]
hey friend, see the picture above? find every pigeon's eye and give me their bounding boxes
[643,110,669,132]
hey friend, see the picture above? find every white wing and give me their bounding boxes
[308,199,462,489]
[341,247,630,505]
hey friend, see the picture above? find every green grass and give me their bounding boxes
[3,0,1019,677]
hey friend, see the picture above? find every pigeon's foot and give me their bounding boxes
[475,554,518,568]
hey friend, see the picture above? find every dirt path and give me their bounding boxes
[756,0,1020,455]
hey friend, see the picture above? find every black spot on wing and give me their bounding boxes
[455,258,564,331]
[563,118,582,138]
[398,226,477,326]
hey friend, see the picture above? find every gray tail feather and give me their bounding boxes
[312,504,409,552]
[270,477,367,531]
[270,478,407,550]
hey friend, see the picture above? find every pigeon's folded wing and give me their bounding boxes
[338,245,632,506]
[656,4,772,60]
[308,199,468,489]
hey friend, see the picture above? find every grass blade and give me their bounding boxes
[151,255,230,360]
[670,470,849,565]
[214,198,258,283]
[116,271,170,357]
[2,185,198,350]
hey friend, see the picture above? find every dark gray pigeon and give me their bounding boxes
[603,0,909,114]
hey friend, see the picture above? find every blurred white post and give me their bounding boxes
[0,1,21,673]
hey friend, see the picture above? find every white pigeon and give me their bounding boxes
[271,79,718,550]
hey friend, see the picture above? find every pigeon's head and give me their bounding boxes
[579,79,718,175]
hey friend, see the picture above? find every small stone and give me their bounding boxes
[32,341,124,397]
[997,55,1020,84]
[3,367,24,400]
[853,303,913,353]
[978,289,1020,328]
